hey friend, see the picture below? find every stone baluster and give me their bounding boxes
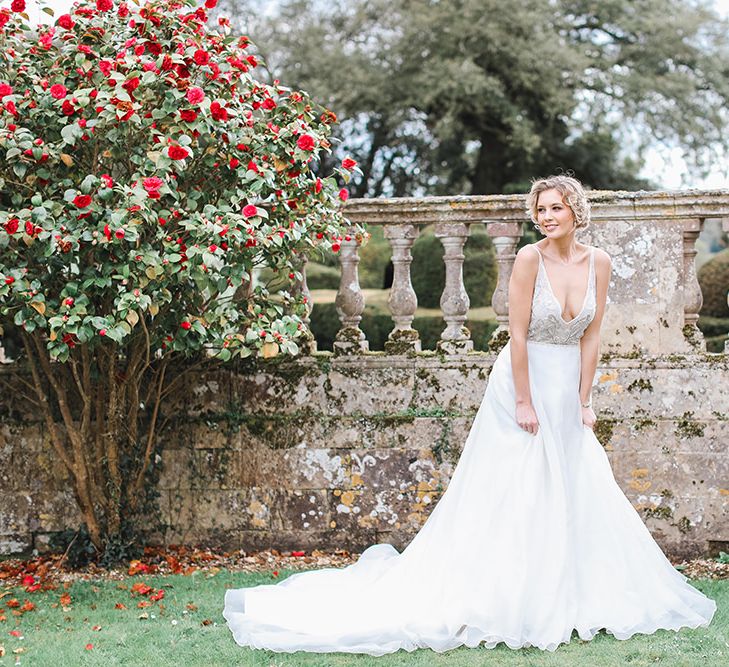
[383,224,421,354]
[682,218,705,352]
[485,221,522,351]
[434,222,473,354]
[292,254,316,354]
[333,231,369,355]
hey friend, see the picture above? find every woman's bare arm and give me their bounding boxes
[579,249,612,428]
[508,246,539,434]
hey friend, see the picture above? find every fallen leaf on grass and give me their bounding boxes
[0,644,4,657]
[138,612,149,620]
[9,631,22,638]
[0,613,6,622]
[59,593,72,608]
[131,583,152,596]
[21,600,35,613]
[13,647,25,654]
[201,619,212,626]
[114,603,127,610]
[5,600,19,609]
[137,601,151,609]
[92,625,102,632]
[149,590,164,602]
[185,603,197,612]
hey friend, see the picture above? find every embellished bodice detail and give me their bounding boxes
[526,245,596,346]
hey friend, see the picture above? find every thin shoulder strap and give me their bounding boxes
[589,247,596,291]
[532,244,544,261]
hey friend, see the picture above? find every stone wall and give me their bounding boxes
[2,189,729,559]
[2,351,728,560]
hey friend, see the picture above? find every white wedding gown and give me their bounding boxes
[223,246,716,655]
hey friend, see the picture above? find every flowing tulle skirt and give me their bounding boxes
[223,341,716,655]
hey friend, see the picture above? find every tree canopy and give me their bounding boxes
[221,0,729,195]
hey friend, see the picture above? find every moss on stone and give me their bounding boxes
[593,418,617,448]
[677,516,692,534]
[627,378,653,392]
[675,411,705,439]
[487,328,510,354]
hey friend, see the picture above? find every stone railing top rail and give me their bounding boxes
[343,189,729,225]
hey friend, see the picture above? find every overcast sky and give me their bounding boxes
[13,0,729,190]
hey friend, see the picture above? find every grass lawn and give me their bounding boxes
[1,570,726,667]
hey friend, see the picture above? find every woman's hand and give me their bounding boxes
[582,406,597,430]
[516,402,539,435]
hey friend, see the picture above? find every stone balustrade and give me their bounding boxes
[293,190,729,356]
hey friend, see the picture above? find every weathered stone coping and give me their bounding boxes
[343,189,729,224]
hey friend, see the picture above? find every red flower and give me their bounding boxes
[100,173,113,188]
[342,158,357,170]
[179,109,197,122]
[262,97,276,110]
[118,2,129,17]
[99,329,106,336]
[11,0,25,13]
[73,194,92,208]
[186,87,204,104]
[205,0,218,8]
[50,84,67,99]
[210,101,228,121]
[180,321,191,330]
[242,204,258,217]
[58,13,75,29]
[315,177,322,194]
[229,158,240,169]
[296,134,315,151]
[115,228,125,239]
[331,242,341,252]
[99,60,113,76]
[338,188,349,202]
[0,83,12,98]
[4,275,14,285]
[5,100,17,115]
[21,575,34,586]
[167,145,189,160]
[194,49,209,66]
[0,11,10,28]
[143,176,164,191]
[96,0,113,11]
[4,217,19,234]
[61,99,75,116]
[122,76,140,93]
[103,224,111,241]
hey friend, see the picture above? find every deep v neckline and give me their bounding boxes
[534,246,593,324]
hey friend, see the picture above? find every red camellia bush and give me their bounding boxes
[0,0,363,554]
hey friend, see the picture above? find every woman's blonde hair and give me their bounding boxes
[526,174,590,230]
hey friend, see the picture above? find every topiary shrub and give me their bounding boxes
[698,248,729,318]
[411,227,497,309]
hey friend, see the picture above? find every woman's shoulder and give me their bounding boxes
[586,244,612,267]
[514,244,541,266]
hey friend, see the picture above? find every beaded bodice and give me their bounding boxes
[526,245,596,346]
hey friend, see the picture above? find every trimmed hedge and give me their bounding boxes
[698,248,729,318]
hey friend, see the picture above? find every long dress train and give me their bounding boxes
[223,245,716,655]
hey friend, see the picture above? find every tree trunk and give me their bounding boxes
[19,330,181,555]
[470,132,508,194]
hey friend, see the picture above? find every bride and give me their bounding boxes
[223,175,716,655]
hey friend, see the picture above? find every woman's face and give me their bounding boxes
[535,188,575,238]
